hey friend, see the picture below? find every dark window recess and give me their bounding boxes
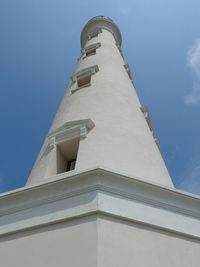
[88,29,102,40]
[66,159,76,171]
[91,32,98,38]
[77,75,91,88]
[56,137,79,174]
[86,48,96,57]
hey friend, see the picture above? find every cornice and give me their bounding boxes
[0,167,200,238]
[81,16,122,48]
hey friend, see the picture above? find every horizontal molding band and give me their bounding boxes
[0,167,200,238]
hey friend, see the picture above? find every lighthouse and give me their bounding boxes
[0,16,200,267]
[27,16,173,188]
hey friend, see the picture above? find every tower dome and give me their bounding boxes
[81,16,122,48]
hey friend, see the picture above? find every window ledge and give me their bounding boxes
[71,65,99,83]
[71,83,91,94]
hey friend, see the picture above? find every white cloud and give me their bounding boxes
[188,38,200,78]
[177,159,200,195]
[185,38,200,106]
[184,83,200,105]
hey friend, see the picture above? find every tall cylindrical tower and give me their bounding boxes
[27,16,173,187]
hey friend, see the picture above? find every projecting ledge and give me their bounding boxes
[0,167,200,238]
[81,16,122,48]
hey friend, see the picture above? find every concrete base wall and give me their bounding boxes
[1,214,200,267]
[0,216,97,267]
[98,215,200,267]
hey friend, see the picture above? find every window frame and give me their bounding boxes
[81,42,101,59]
[87,29,102,40]
[43,119,95,177]
[71,65,99,94]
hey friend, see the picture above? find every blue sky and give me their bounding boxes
[0,0,200,195]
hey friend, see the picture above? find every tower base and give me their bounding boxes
[0,168,200,266]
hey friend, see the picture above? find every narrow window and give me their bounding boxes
[124,64,133,81]
[77,74,91,88]
[45,119,95,178]
[56,137,79,174]
[87,29,102,40]
[81,42,101,59]
[71,65,99,94]
[90,32,98,38]
[86,48,96,57]
[140,106,153,132]
[66,159,76,171]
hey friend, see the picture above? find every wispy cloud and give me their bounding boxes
[184,82,200,105]
[184,39,200,106]
[188,39,200,78]
[177,158,200,195]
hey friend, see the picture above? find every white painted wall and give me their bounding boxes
[27,18,173,187]
[1,214,199,267]
[0,216,97,267]
[98,215,200,267]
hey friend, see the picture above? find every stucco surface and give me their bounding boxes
[27,27,173,187]
[1,214,199,267]
[0,216,97,267]
[2,17,199,267]
[98,215,200,267]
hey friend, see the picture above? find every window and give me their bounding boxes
[154,138,161,152]
[124,64,135,86]
[124,64,133,81]
[81,42,101,59]
[77,74,91,88]
[86,48,96,57]
[89,32,98,38]
[66,159,76,171]
[56,137,79,174]
[71,65,99,94]
[87,29,102,40]
[140,106,154,132]
[44,119,95,178]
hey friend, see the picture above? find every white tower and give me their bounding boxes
[1,17,200,267]
[27,16,173,187]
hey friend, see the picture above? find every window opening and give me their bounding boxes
[56,137,79,174]
[66,159,76,171]
[140,106,153,132]
[90,32,98,38]
[86,48,96,57]
[77,74,91,88]
[124,64,133,81]
[87,29,102,40]
[81,43,101,59]
[44,119,95,178]
[71,65,99,94]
